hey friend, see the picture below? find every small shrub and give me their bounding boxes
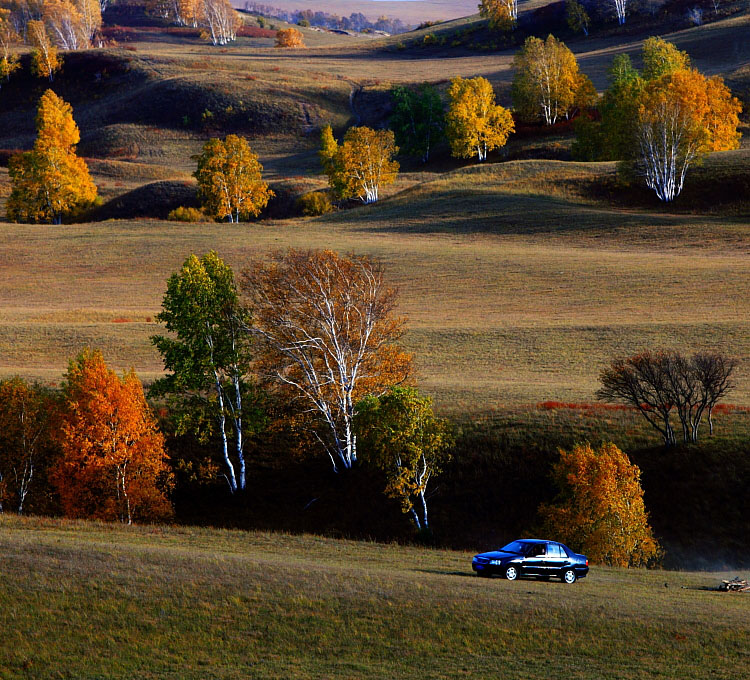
[296,191,333,216]
[167,206,205,222]
[297,19,310,27]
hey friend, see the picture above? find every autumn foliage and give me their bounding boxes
[194,135,273,222]
[512,35,596,125]
[241,249,412,471]
[538,442,661,567]
[320,126,399,203]
[478,0,517,30]
[53,349,173,524]
[0,378,57,515]
[275,27,304,47]
[7,90,97,224]
[445,76,514,161]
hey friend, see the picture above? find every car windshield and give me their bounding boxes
[498,541,528,554]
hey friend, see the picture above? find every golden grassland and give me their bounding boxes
[1,158,749,411]
[0,515,748,679]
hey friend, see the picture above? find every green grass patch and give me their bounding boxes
[0,516,747,679]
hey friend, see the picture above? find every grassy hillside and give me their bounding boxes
[1,516,748,679]
[1,157,749,412]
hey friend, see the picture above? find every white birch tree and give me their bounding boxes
[241,249,412,472]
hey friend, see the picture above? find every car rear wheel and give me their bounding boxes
[562,568,577,584]
[505,565,519,581]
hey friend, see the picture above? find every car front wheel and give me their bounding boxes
[505,565,519,581]
[562,568,577,584]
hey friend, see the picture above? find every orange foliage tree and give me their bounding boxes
[241,249,412,471]
[53,349,173,524]
[275,27,304,47]
[538,442,661,567]
[636,68,741,201]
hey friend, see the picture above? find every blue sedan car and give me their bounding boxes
[472,539,589,584]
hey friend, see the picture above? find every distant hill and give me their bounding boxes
[230,0,480,24]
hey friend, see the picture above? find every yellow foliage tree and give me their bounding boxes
[478,0,517,30]
[0,9,20,86]
[275,27,304,47]
[323,126,399,203]
[194,134,274,222]
[28,19,61,81]
[512,34,593,125]
[7,90,97,223]
[636,68,741,201]
[53,348,173,524]
[445,76,514,161]
[538,442,661,567]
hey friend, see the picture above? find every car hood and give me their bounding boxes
[473,550,521,560]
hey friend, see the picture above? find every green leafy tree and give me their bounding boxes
[151,251,264,494]
[389,83,445,163]
[194,135,274,222]
[566,0,590,36]
[538,442,661,567]
[356,386,453,531]
[642,36,690,81]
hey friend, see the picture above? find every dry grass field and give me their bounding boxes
[1,156,749,412]
[1,516,748,679]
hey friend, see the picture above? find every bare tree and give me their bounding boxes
[693,352,737,435]
[598,351,677,446]
[598,350,737,445]
[241,249,412,472]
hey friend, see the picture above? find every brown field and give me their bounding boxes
[0,7,749,414]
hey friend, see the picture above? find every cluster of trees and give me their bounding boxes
[151,0,240,45]
[243,2,412,34]
[150,249,447,529]
[598,350,736,446]
[0,350,172,523]
[574,38,741,201]
[0,0,104,81]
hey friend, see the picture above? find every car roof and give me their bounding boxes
[516,538,555,544]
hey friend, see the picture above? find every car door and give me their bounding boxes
[546,542,567,573]
[524,543,546,574]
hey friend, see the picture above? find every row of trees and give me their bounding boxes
[243,3,412,35]
[0,0,102,81]
[0,350,172,523]
[150,249,449,531]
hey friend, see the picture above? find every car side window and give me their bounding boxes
[548,543,562,558]
[527,544,546,557]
